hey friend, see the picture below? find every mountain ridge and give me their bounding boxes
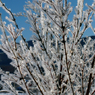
[0,36,95,73]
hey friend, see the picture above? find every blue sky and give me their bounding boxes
[0,0,95,42]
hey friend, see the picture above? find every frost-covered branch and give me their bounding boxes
[86,55,95,95]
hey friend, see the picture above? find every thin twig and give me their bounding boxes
[86,55,95,95]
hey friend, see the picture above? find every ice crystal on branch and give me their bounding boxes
[0,0,95,95]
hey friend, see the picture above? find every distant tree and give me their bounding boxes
[0,0,95,95]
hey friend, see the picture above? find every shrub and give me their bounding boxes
[0,0,95,95]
